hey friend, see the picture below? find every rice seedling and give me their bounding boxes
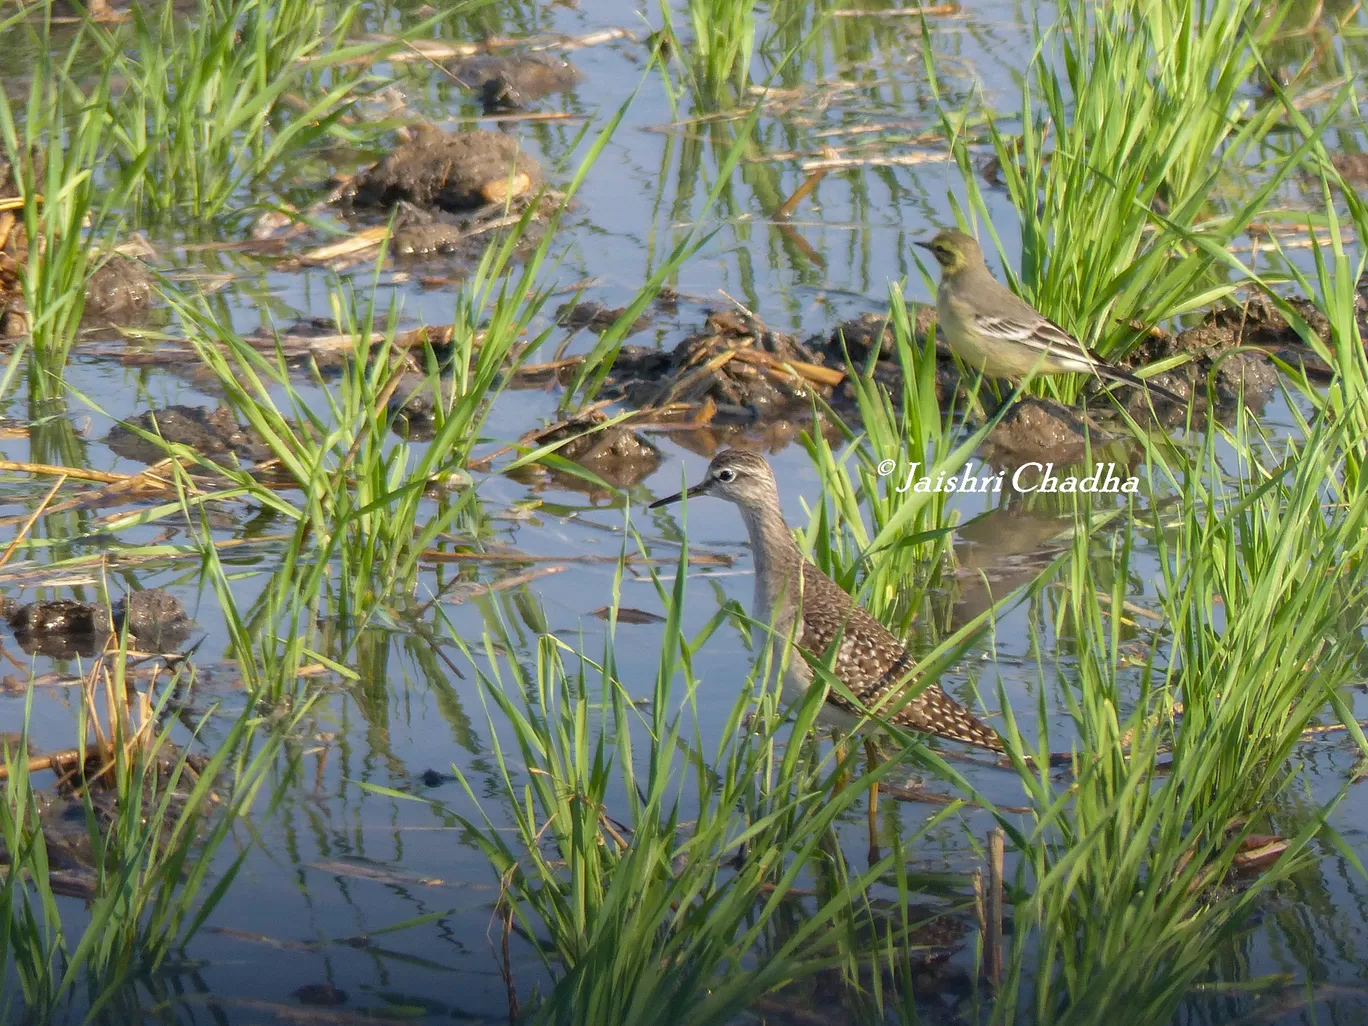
[978,420,1365,1024]
[150,94,642,624]
[94,0,396,231]
[653,0,758,107]
[399,523,1023,1025]
[0,573,310,1020]
[0,15,129,398]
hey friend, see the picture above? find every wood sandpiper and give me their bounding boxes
[649,448,1003,852]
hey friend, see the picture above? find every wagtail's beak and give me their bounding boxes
[648,480,709,509]
[914,240,935,252]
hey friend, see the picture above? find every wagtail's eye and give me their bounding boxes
[717,468,737,483]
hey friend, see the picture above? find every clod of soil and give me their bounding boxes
[0,307,25,339]
[0,255,155,338]
[812,307,964,406]
[293,984,348,1007]
[347,126,540,212]
[8,600,109,659]
[981,397,1105,468]
[1124,293,1361,403]
[816,307,937,363]
[1,746,215,891]
[106,405,265,465]
[1118,371,1196,425]
[1136,294,1365,366]
[392,216,467,257]
[84,255,154,323]
[9,599,112,636]
[535,410,662,491]
[388,371,455,441]
[827,311,896,360]
[1329,152,1368,187]
[117,589,192,648]
[449,52,583,112]
[555,299,650,335]
[6,588,192,657]
[1211,351,1280,404]
[610,310,833,418]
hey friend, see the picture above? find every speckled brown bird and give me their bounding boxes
[648,447,1002,752]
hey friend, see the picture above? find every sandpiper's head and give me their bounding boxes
[648,448,777,510]
[915,228,983,275]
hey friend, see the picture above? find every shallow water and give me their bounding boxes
[3,0,1368,1022]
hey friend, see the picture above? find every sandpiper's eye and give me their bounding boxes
[716,468,737,483]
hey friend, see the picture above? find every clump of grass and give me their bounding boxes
[975,396,1368,1023]
[0,622,305,1019]
[95,0,383,231]
[0,14,128,397]
[655,0,758,106]
[153,96,640,634]
[405,525,1011,1025]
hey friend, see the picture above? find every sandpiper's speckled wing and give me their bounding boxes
[796,562,1001,751]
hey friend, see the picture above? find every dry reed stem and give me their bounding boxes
[973,866,987,977]
[494,868,521,1025]
[298,225,390,264]
[0,747,86,781]
[833,3,960,14]
[987,828,1004,986]
[800,151,952,171]
[420,548,732,567]
[0,459,144,485]
[773,164,830,220]
[0,474,65,569]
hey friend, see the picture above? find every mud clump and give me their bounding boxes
[347,126,540,212]
[1126,293,1366,399]
[118,589,192,648]
[825,312,897,360]
[1,744,215,896]
[387,371,455,440]
[450,53,582,112]
[1329,152,1368,187]
[534,410,662,491]
[391,213,467,257]
[1,254,156,339]
[609,310,833,418]
[982,398,1104,469]
[84,255,154,323]
[9,599,109,653]
[6,589,192,658]
[293,984,348,1008]
[555,299,650,336]
[1211,351,1278,401]
[106,405,265,465]
[816,307,937,363]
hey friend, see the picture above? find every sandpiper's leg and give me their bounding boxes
[865,738,881,864]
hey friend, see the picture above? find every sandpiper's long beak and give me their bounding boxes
[648,479,709,509]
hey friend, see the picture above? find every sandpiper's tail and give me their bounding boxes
[899,686,1004,752]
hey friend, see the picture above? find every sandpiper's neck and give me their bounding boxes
[737,497,803,620]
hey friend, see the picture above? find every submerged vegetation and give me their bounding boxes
[0,0,1365,1022]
